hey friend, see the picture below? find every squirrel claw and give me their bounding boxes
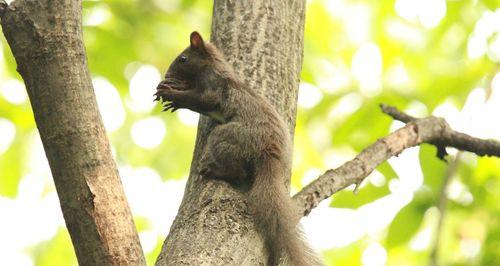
[153,94,160,102]
[162,105,172,112]
[162,102,179,112]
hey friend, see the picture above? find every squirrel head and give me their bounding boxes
[165,31,212,85]
[156,31,239,120]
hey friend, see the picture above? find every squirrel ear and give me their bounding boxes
[190,31,206,52]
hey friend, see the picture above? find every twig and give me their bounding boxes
[429,152,462,266]
[293,105,500,216]
[381,104,500,158]
[380,104,416,123]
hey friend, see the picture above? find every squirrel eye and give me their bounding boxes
[179,55,187,63]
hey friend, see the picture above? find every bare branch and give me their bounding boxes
[381,104,500,157]
[380,104,416,123]
[429,153,461,266]
[293,105,500,216]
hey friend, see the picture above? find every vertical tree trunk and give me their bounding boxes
[155,1,306,264]
[0,1,145,265]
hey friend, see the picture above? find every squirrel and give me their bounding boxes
[154,31,322,266]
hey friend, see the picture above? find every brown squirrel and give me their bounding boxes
[155,31,322,266]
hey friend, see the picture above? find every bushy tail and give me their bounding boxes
[248,157,323,266]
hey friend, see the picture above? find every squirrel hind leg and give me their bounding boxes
[199,144,250,186]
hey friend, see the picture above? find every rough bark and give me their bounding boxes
[155,1,306,265]
[0,1,145,265]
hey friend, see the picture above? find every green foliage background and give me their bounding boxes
[0,0,499,265]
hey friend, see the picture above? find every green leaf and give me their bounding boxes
[33,229,78,266]
[419,144,447,196]
[323,242,363,266]
[377,161,398,181]
[0,142,22,197]
[481,219,500,266]
[482,0,500,9]
[386,203,425,248]
[146,236,164,266]
[330,182,390,209]
[329,162,395,208]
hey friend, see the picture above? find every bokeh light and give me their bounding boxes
[0,79,27,105]
[130,117,166,149]
[93,77,126,132]
[127,65,162,113]
[0,118,16,155]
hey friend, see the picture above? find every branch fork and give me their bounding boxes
[293,104,500,216]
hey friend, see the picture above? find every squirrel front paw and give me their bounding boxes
[154,84,180,112]
[154,79,187,101]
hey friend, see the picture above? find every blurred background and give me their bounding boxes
[0,0,499,265]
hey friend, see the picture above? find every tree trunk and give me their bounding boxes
[155,1,306,265]
[0,1,145,265]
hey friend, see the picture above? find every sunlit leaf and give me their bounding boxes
[33,229,78,266]
[419,144,447,197]
[386,204,424,248]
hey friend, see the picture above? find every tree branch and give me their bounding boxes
[429,152,461,266]
[293,105,500,216]
[381,104,500,157]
